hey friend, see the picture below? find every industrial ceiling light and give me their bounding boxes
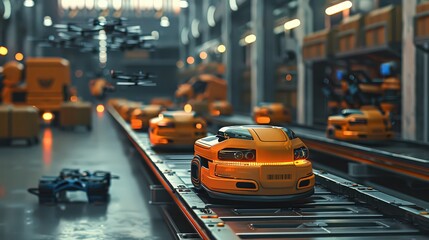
[179,0,189,8]
[217,44,226,53]
[113,0,122,10]
[229,0,238,11]
[154,0,163,11]
[199,51,207,60]
[325,1,352,15]
[0,46,8,56]
[3,0,11,19]
[244,34,256,44]
[98,0,108,10]
[15,53,24,61]
[85,0,94,10]
[207,5,216,27]
[186,56,195,65]
[76,0,85,9]
[181,28,189,45]
[160,16,170,27]
[23,0,35,7]
[191,19,200,38]
[43,16,53,26]
[284,19,300,30]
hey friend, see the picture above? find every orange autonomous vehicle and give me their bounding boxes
[253,102,291,125]
[191,125,315,201]
[326,108,393,141]
[130,105,163,131]
[209,100,233,116]
[149,111,207,148]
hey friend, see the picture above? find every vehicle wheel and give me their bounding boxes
[191,156,202,191]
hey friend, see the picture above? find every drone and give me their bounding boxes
[110,70,157,86]
[54,17,142,36]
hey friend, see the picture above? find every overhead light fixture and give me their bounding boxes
[98,0,108,10]
[43,16,53,27]
[207,5,216,27]
[191,19,200,38]
[181,28,189,45]
[15,53,24,61]
[76,0,85,9]
[325,1,352,16]
[199,51,207,60]
[23,0,35,7]
[217,44,226,53]
[179,0,189,8]
[244,34,256,44]
[160,16,170,27]
[186,56,195,64]
[284,19,300,30]
[85,0,94,10]
[229,0,238,11]
[0,46,8,56]
[3,0,11,19]
[113,0,122,10]
[154,0,163,11]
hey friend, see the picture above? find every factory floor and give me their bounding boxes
[0,109,171,239]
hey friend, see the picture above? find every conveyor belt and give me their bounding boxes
[211,115,429,182]
[109,108,429,239]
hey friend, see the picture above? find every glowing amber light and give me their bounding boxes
[256,116,270,124]
[15,53,24,61]
[286,74,292,81]
[42,112,54,121]
[0,46,8,56]
[70,96,78,102]
[212,110,221,116]
[196,123,203,129]
[199,51,207,60]
[186,56,195,64]
[96,104,105,113]
[184,104,192,113]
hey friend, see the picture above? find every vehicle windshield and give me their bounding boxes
[340,109,363,117]
[216,128,253,141]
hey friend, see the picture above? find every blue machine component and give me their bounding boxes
[28,169,119,203]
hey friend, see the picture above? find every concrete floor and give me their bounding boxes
[0,110,172,239]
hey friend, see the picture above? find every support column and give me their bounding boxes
[296,0,313,125]
[401,0,417,140]
[223,1,240,108]
[250,0,275,111]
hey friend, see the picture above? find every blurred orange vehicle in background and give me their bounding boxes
[326,108,393,141]
[191,125,315,201]
[130,105,163,131]
[209,100,233,117]
[149,111,207,148]
[253,102,291,125]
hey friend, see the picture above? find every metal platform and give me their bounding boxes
[109,107,429,240]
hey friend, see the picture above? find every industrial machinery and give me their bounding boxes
[149,110,207,148]
[253,102,291,125]
[175,73,228,116]
[28,168,118,203]
[191,125,315,201]
[1,58,73,116]
[326,108,393,141]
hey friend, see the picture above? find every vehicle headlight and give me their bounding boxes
[218,148,256,161]
[294,146,309,160]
